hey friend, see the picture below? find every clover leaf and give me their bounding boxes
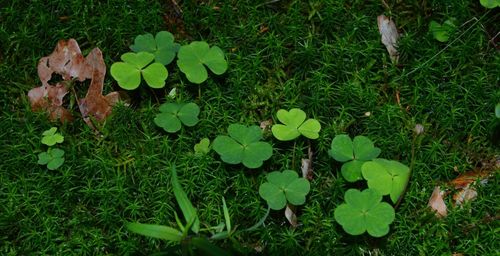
[258,170,311,210]
[429,19,456,43]
[41,127,64,146]
[271,108,321,141]
[194,138,210,155]
[110,52,168,90]
[334,188,395,237]
[212,124,273,168]
[37,148,65,170]
[154,102,200,133]
[361,158,410,204]
[176,41,228,84]
[328,135,381,182]
[130,31,180,65]
[480,0,500,8]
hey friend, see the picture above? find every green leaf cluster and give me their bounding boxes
[258,170,310,210]
[271,108,321,141]
[429,19,456,42]
[177,41,228,84]
[110,52,168,90]
[334,188,395,237]
[213,124,273,168]
[328,135,380,182]
[37,148,65,170]
[41,127,64,146]
[154,102,200,133]
[480,0,500,8]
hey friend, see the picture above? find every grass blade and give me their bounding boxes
[127,223,183,242]
[222,197,231,234]
[171,165,200,233]
[243,206,270,232]
[190,237,231,256]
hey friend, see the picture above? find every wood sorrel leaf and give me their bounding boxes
[334,188,395,237]
[130,31,180,65]
[154,102,200,133]
[259,170,310,210]
[272,108,321,141]
[361,159,410,203]
[177,41,228,84]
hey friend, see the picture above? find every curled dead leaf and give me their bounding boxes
[285,205,298,227]
[428,186,447,218]
[377,15,399,63]
[301,145,314,180]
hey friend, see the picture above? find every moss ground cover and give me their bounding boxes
[0,0,498,255]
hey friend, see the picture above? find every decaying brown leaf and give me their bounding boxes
[377,15,399,63]
[28,39,121,129]
[428,186,448,218]
[285,205,298,227]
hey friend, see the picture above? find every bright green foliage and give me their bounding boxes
[177,41,228,84]
[110,52,168,90]
[171,165,200,233]
[271,108,321,141]
[334,188,395,237]
[258,170,311,210]
[127,223,183,242]
[328,135,381,182]
[495,103,500,118]
[154,102,200,133]
[130,31,180,65]
[361,159,410,204]
[212,124,272,168]
[194,138,211,155]
[480,0,500,8]
[429,19,456,42]
[37,148,65,170]
[41,127,64,146]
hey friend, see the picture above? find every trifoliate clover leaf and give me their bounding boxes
[480,0,500,8]
[429,19,456,43]
[154,102,200,133]
[37,148,65,170]
[361,158,410,204]
[41,127,64,146]
[334,188,395,237]
[194,138,210,155]
[110,52,168,90]
[130,31,180,65]
[271,108,321,141]
[258,170,310,210]
[328,135,381,182]
[212,124,272,168]
[177,41,228,84]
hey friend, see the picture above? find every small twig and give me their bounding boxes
[171,0,183,15]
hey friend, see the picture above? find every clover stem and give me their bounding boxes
[395,131,420,209]
[291,140,297,168]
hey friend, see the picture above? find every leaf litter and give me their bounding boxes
[428,157,498,218]
[28,39,122,130]
[377,15,399,64]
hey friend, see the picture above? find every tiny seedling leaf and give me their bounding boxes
[110,52,168,90]
[171,165,200,233]
[194,138,210,155]
[154,102,200,133]
[177,41,228,84]
[361,158,410,203]
[334,188,395,237]
[258,170,311,210]
[429,19,456,43]
[272,108,321,141]
[130,31,180,65]
[127,223,183,242]
[212,124,273,168]
[41,127,64,146]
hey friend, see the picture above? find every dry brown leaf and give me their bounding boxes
[285,205,298,227]
[28,39,120,129]
[428,186,447,218]
[259,119,272,131]
[450,170,491,206]
[377,15,399,63]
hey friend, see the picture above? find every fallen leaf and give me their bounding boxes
[28,39,121,129]
[428,186,447,218]
[285,205,298,227]
[260,119,272,131]
[450,169,491,206]
[377,15,399,63]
